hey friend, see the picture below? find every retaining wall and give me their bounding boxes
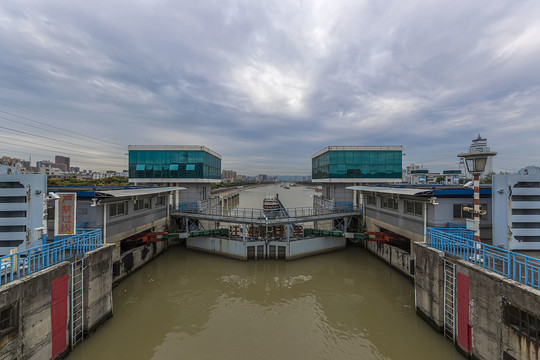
[414,242,540,360]
[366,241,414,279]
[0,244,114,360]
[113,240,170,283]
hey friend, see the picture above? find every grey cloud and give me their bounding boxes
[0,0,539,174]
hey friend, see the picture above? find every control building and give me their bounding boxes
[467,134,493,175]
[0,165,47,256]
[311,146,403,206]
[493,166,540,251]
[128,145,221,207]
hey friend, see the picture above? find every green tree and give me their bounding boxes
[480,171,495,184]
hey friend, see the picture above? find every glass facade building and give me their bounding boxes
[312,146,403,181]
[128,146,221,180]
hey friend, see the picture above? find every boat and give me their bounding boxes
[263,195,280,218]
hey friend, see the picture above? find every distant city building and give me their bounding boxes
[36,160,54,169]
[38,166,64,177]
[222,169,237,183]
[0,165,47,256]
[442,170,463,185]
[55,155,70,171]
[128,145,221,204]
[493,166,540,250]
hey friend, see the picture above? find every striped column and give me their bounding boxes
[473,174,480,242]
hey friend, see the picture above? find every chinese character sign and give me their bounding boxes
[55,193,77,236]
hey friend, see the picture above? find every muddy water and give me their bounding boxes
[68,185,462,360]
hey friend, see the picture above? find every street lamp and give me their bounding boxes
[457,151,497,242]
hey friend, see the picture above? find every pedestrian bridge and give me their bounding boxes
[173,198,361,226]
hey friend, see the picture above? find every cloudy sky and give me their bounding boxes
[1,0,539,175]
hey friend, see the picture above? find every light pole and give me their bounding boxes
[457,151,497,242]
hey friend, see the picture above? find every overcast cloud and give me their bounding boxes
[1,0,539,175]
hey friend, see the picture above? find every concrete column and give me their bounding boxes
[353,182,358,208]
[103,203,107,243]
[474,174,480,242]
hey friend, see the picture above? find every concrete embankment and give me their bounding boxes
[414,242,540,360]
[113,237,184,283]
[360,240,414,279]
[0,244,114,360]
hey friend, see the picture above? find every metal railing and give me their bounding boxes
[1,228,102,286]
[427,223,540,290]
[176,204,359,221]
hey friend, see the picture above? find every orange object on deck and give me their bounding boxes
[248,226,260,237]
[230,225,240,237]
[365,232,408,243]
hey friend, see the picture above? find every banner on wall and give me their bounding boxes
[54,193,77,236]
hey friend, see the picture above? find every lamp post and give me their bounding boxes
[457,151,497,242]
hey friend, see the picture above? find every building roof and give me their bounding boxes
[346,186,433,196]
[346,185,492,198]
[312,145,403,159]
[95,187,185,198]
[128,145,222,159]
[48,186,185,199]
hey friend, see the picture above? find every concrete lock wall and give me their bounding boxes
[287,237,346,260]
[366,241,414,278]
[186,237,248,260]
[0,245,114,360]
[113,240,170,283]
[414,242,540,360]
[84,244,115,334]
[0,263,70,360]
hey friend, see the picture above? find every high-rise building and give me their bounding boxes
[55,155,70,171]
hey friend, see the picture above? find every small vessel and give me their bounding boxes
[315,186,322,193]
[263,195,280,218]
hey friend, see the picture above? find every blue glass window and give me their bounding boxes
[129,150,221,179]
[312,149,402,180]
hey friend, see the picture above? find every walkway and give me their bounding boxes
[173,205,360,226]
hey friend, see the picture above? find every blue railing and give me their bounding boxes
[178,202,198,211]
[335,201,354,211]
[1,228,102,286]
[427,223,540,290]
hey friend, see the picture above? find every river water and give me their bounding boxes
[69,184,463,360]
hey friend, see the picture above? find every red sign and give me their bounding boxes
[55,193,77,236]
